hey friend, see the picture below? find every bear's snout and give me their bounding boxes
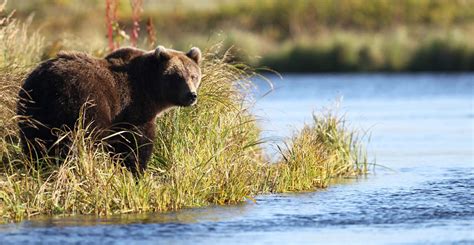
[185,92,198,105]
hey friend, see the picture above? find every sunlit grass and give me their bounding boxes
[0,5,369,223]
[269,110,368,192]
[0,59,369,223]
[0,1,44,166]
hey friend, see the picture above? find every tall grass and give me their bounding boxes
[0,1,43,163]
[0,5,369,222]
[269,111,368,193]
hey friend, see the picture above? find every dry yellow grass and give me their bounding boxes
[0,4,369,223]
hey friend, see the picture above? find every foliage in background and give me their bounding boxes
[7,0,474,72]
[105,0,119,51]
[129,0,143,47]
[261,29,474,72]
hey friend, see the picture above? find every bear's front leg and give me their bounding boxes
[108,121,155,175]
[133,121,156,173]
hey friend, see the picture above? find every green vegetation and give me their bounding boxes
[7,0,474,72]
[261,29,474,72]
[0,4,368,222]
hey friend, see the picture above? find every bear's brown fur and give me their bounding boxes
[17,46,202,173]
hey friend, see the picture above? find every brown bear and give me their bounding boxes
[17,46,202,173]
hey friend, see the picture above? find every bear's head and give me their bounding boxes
[150,46,202,107]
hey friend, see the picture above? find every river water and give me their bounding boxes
[1,73,473,244]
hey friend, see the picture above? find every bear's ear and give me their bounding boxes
[154,46,171,61]
[186,47,202,64]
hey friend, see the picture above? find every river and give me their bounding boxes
[1,73,473,244]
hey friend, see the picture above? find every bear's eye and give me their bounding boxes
[190,75,196,81]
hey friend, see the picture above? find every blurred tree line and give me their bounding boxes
[6,0,474,72]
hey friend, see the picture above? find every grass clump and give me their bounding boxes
[0,1,44,164]
[0,44,264,220]
[269,111,368,193]
[0,7,369,222]
[0,53,369,221]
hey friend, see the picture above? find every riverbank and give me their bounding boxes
[0,6,368,222]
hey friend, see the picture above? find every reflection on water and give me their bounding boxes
[1,73,473,244]
[1,203,250,229]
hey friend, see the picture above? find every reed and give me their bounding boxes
[269,110,368,193]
